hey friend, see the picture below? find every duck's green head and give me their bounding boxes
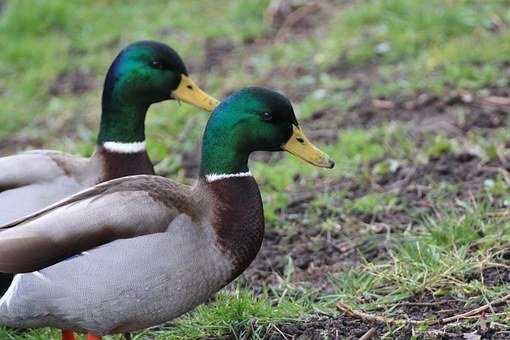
[201,87,335,176]
[98,41,219,145]
[104,41,218,110]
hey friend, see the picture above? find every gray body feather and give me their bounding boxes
[0,215,232,335]
[0,150,99,225]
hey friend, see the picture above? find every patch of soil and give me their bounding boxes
[240,150,506,293]
[255,291,509,339]
[397,293,509,339]
[304,91,510,144]
[180,149,200,178]
[258,310,506,339]
[336,152,503,226]
[397,294,469,321]
[240,221,380,293]
[262,315,386,340]
[261,66,318,102]
[383,153,494,206]
[201,37,235,73]
[352,152,490,213]
[481,266,510,286]
[209,1,336,101]
[266,0,330,40]
[466,266,510,286]
[49,69,96,96]
[0,137,45,155]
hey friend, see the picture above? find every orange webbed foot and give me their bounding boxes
[61,330,76,340]
[86,334,102,340]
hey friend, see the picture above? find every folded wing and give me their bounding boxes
[0,175,186,273]
[0,151,66,191]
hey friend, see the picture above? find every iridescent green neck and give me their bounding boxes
[200,130,249,177]
[97,56,149,144]
[97,90,148,144]
[199,109,250,177]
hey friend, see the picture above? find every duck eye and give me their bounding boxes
[262,112,273,121]
[151,60,164,69]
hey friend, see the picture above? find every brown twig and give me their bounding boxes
[336,295,510,340]
[336,302,426,325]
[287,192,315,208]
[484,262,510,270]
[440,294,510,324]
[481,166,510,186]
[397,300,455,307]
[486,210,510,218]
[359,327,377,340]
[436,308,457,315]
[326,238,349,254]
[481,96,510,106]
[424,330,461,338]
[337,295,510,327]
[270,324,289,340]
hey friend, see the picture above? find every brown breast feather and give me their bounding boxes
[207,176,265,279]
[96,147,155,182]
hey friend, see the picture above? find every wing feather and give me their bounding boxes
[0,151,67,191]
[0,175,189,273]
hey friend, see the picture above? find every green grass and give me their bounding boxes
[3,0,510,141]
[264,0,510,95]
[139,288,313,339]
[0,0,270,140]
[2,0,510,338]
[344,192,399,215]
[326,203,510,317]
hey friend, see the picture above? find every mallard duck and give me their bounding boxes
[0,87,334,339]
[0,40,218,226]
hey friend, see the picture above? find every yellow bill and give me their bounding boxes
[172,74,220,112]
[282,125,335,168]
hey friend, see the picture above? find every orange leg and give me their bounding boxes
[86,334,102,340]
[61,330,75,340]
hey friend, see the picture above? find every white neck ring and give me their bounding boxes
[205,171,252,183]
[102,141,146,153]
